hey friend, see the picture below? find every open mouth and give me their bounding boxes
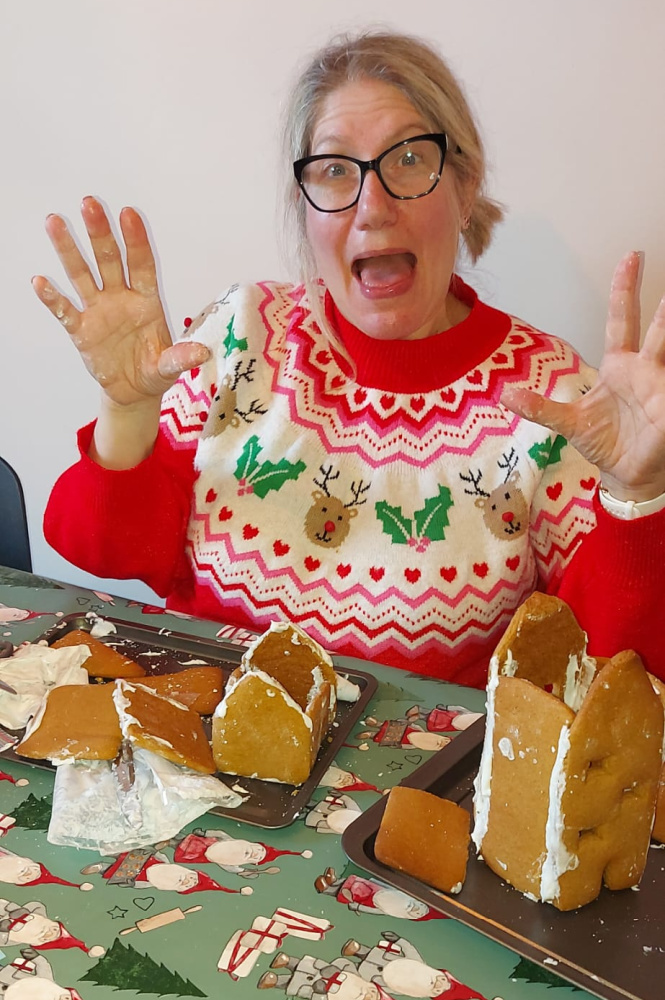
[352,252,416,294]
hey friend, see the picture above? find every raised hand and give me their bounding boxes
[501,252,665,502]
[33,196,210,408]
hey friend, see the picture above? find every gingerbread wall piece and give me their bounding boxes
[492,592,593,707]
[212,670,318,785]
[474,596,664,911]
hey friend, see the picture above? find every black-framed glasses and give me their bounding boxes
[294,133,450,213]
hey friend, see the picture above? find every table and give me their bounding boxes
[0,569,593,1000]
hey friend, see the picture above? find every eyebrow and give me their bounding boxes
[311,124,430,154]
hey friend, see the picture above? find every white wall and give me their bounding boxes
[3,0,665,601]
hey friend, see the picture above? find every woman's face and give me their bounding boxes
[305,78,467,341]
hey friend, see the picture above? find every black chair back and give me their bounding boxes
[0,457,32,572]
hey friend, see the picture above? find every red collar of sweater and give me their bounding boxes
[324,275,511,392]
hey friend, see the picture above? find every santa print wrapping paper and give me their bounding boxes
[0,578,594,1000]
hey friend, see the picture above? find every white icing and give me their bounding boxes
[563,650,596,711]
[87,614,117,638]
[500,649,518,676]
[498,737,514,760]
[540,723,576,902]
[472,655,498,850]
[336,674,361,702]
[0,642,90,730]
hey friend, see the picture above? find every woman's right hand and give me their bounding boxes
[33,196,210,408]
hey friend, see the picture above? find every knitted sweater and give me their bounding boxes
[44,278,665,686]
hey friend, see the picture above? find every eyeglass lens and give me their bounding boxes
[300,137,444,212]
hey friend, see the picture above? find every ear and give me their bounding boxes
[474,496,487,510]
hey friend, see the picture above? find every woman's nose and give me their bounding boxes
[354,168,398,228]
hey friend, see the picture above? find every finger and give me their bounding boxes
[500,386,578,439]
[44,213,101,305]
[119,207,159,297]
[605,251,643,354]
[640,292,665,364]
[32,274,82,337]
[80,196,127,290]
[157,341,211,379]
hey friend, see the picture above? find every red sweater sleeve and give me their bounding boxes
[43,422,197,596]
[554,492,665,681]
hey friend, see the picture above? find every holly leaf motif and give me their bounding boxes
[223,315,248,356]
[234,435,262,482]
[250,458,306,499]
[528,437,553,470]
[414,485,453,541]
[548,434,567,466]
[375,501,412,543]
[529,434,568,470]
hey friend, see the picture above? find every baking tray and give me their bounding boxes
[1,613,377,828]
[342,717,665,1000]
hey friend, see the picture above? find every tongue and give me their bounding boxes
[356,253,414,289]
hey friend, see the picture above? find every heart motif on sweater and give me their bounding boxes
[273,540,289,556]
[546,482,563,501]
[404,568,421,583]
[440,566,457,582]
[305,556,321,572]
[331,375,345,390]
[473,562,489,578]
[506,555,520,571]
[189,367,200,380]
[337,564,351,578]
[369,567,385,582]
[467,369,483,385]
[354,389,367,405]
[210,383,217,398]
[410,396,425,412]
[316,350,332,366]
[218,506,233,521]
[380,394,395,410]
[580,477,596,491]
[492,353,508,365]
[440,387,455,403]
[205,489,217,504]
[242,524,259,539]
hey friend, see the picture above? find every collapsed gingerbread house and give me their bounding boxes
[212,621,338,785]
[472,593,664,911]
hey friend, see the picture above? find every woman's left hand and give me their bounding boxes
[500,251,665,502]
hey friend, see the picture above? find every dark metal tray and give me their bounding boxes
[342,717,665,1000]
[2,614,377,828]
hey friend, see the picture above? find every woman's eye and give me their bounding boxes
[400,150,419,167]
[325,161,347,179]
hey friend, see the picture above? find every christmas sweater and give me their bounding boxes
[44,278,665,686]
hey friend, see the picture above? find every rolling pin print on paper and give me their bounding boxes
[120,904,202,934]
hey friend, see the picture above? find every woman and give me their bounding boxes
[35,31,665,686]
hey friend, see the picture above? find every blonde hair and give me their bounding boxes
[281,28,503,289]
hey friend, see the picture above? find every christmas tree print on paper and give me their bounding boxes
[234,435,305,499]
[376,485,453,551]
[80,938,205,997]
[529,434,567,470]
[510,957,582,991]
[11,793,52,831]
[223,315,248,356]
